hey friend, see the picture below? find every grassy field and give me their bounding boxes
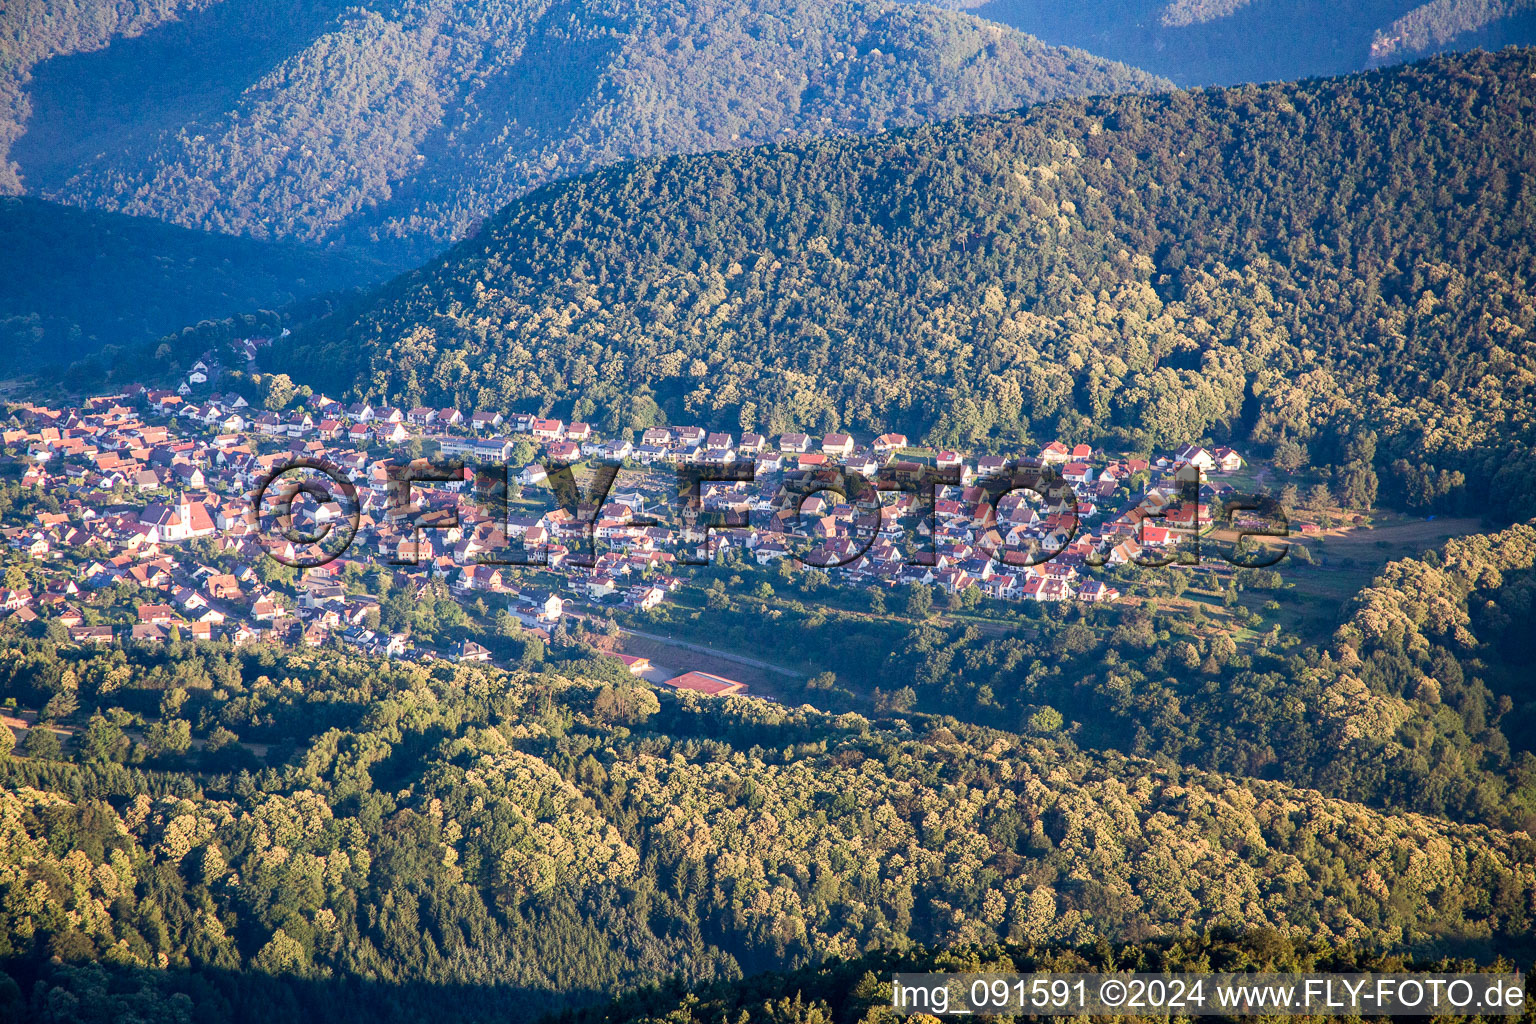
[1268,513,1486,639]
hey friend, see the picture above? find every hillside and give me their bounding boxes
[0,635,1531,1023]
[0,196,386,372]
[580,938,1527,1024]
[0,0,223,194]
[277,48,1536,519]
[6,0,1166,263]
[627,518,1536,835]
[923,0,1536,86]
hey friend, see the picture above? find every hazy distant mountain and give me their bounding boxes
[922,0,1536,85]
[5,0,1166,264]
[0,196,385,371]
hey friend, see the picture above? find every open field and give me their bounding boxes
[1270,514,1486,638]
[609,627,801,701]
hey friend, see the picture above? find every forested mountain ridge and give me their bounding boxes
[917,0,1536,86]
[0,0,222,194]
[0,196,387,372]
[0,633,1532,1023]
[7,0,1165,262]
[278,47,1536,519]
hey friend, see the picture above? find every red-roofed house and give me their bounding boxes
[613,653,651,675]
[821,433,854,457]
[663,671,746,696]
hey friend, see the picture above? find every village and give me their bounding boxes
[1,345,1258,698]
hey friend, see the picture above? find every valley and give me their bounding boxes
[2,16,1535,1024]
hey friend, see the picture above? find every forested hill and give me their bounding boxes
[1,634,1532,1023]
[921,0,1536,87]
[277,47,1536,518]
[0,196,386,372]
[6,0,1165,263]
[581,937,1525,1024]
[0,0,223,194]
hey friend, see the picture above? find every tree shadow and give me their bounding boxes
[13,0,370,191]
[0,956,617,1024]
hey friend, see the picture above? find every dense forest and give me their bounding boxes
[634,519,1536,833]
[277,48,1536,519]
[1372,0,1536,61]
[576,934,1531,1024]
[0,0,222,193]
[9,0,1164,262]
[926,0,1536,85]
[0,627,1532,1023]
[9,929,1531,1024]
[0,197,385,372]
